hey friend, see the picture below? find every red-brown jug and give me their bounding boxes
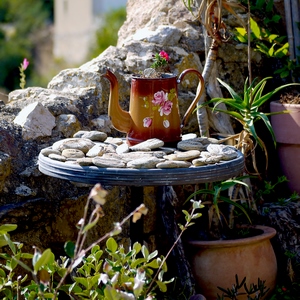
[102,69,204,146]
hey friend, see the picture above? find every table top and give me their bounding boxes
[38,150,245,186]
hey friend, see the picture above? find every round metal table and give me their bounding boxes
[39,147,244,244]
[38,149,245,186]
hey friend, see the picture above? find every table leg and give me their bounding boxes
[157,185,196,297]
[129,186,144,245]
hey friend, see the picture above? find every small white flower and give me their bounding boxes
[99,273,109,284]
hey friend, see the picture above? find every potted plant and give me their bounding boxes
[183,178,278,300]
[270,90,300,195]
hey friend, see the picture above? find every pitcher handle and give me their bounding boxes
[177,69,205,128]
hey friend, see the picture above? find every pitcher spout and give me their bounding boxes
[101,68,132,133]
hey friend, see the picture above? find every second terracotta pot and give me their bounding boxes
[185,225,277,300]
[270,100,300,194]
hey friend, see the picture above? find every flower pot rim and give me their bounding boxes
[186,225,276,248]
[271,100,300,109]
[132,73,176,80]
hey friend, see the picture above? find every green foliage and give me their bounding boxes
[197,77,300,173]
[179,200,204,232]
[0,0,51,91]
[59,238,173,299]
[240,0,281,27]
[0,222,173,299]
[89,7,126,59]
[0,224,33,299]
[268,251,300,300]
[255,176,300,206]
[186,177,252,235]
[199,77,278,147]
[0,185,204,299]
[257,176,300,205]
[217,275,269,299]
[235,1,300,80]
[234,17,300,79]
[235,17,289,59]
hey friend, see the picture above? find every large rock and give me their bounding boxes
[14,102,56,140]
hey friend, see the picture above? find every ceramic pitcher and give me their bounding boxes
[102,68,204,146]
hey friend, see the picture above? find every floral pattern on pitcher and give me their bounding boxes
[142,88,176,128]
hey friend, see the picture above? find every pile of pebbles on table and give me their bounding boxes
[40,131,239,169]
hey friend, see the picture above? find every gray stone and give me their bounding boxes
[143,68,157,78]
[56,114,81,138]
[207,137,220,144]
[164,150,201,161]
[192,157,207,166]
[129,146,151,152]
[15,184,37,197]
[52,138,95,153]
[102,143,117,153]
[127,156,163,169]
[158,147,176,154]
[156,160,191,168]
[118,152,153,162]
[192,155,223,166]
[206,143,225,155]
[177,139,206,151]
[40,148,62,157]
[62,149,85,159]
[102,153,123,160]
[221,148,238,160]
[105,137,124,145]
[92,157,126,168]
[13,102,56,140]
[73,130,108,142]
[196,137,219,145]
[77,157,94,166]
[118,151,166,162]
[130,138,164,151]
[204,155,223,164]
[64,160,79,164]
[200,151,211,158]
[116,143,130,154]
[182,133,197,140]
[48,153,67,162]
[86,145,105,157]
[149,151,166,158]
[132,25,182,46]
[90,115,112,133]
[207,144,238,160]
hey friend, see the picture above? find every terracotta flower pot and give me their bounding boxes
[270,100,300,194]
[185,225,277,300]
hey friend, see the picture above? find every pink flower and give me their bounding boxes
[159,51,169,61]
[143,117,152,128]
[152,91,168,106]
[22,58,29,70]
[159,100,173,116]
[151,51,170,70]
